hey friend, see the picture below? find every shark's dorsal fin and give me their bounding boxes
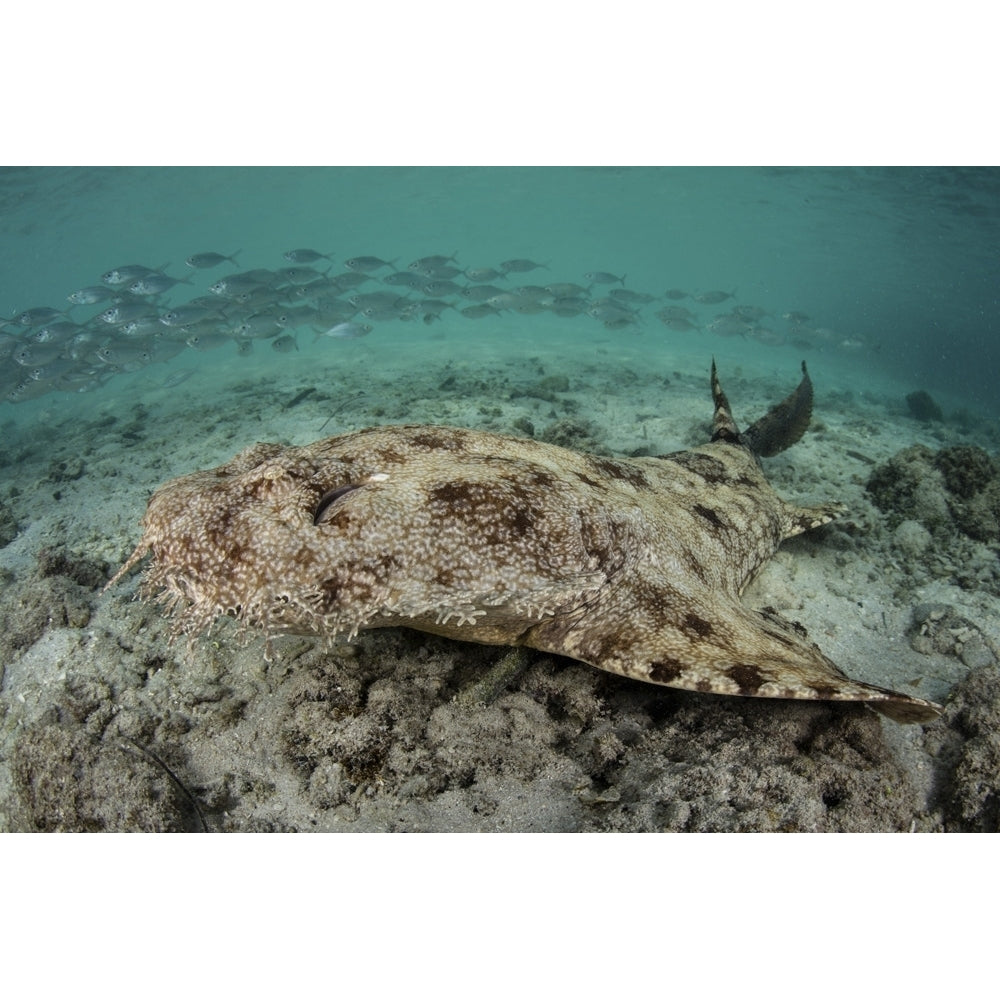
[709,358,742,445]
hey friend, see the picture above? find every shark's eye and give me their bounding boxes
[313,484,361,526]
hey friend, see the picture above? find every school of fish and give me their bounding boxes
[1,249,861,404]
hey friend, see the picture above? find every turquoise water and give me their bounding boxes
[3,166,998,835]
[1,166,998,426]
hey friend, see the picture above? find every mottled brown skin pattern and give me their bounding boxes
[107,365,941,724]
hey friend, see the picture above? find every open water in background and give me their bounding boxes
[1,166,998,432]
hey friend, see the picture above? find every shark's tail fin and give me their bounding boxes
[711,360,814,458]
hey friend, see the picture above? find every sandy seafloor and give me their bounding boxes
[1,313,998,833]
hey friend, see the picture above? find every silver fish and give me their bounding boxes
[408,253,458,270]
[284,281,336,301]
[344,256,396,272]
[485,293,521,310]
[550,297,589,317]
[361,304,407,321]
[500,258,548,273]
[313,301,360,326]
[545,282,590,298]
[6,378,51,403]
[64,330,98,359]
[422,280,464,297]
[412,299,455,321]
[186,331,233,351]
[656,305,696,322]
[837,337,867,352]
[233,314,282,339]
[589,303,637,324]
[603,316,639,330]
[591,297,637,315]
[231,287,282,308]
[160,305,224,327]
[396,303,424,322]
[27,358,81,382]
[13,306,65,326]
[159,320,216,344]
[349,291,408,310]
[733,305,769,322]
[100,303,157,326]
[122,318,167,339]
[271,334,298,353]
[101,263,164,286]
[664,289,689,300]
[584,271,625,286]
[209,270,278,296]
[0,332,20,359]
[274,306,318,329]
[275,266,329,286]
[187,294,231,309]
[707,315,752,337]
[317,322,372,339]
[511,284,549,299]
[14,342,62,366]
[30,320,79,344]
[67,285,114,306]
[414,264,463,279]
[460,284,506,302]
[694,289,737,304]
[283,249,332,264]
[461,304,502,319]
[129,274,192,296]
[506,291,553,310]
[660,317,700,333]
[186,250,242,269]
[209,279,250,297]
[382,271,428,288]
[328,271,373,291]
[95,339,157,368]
[464,267,506,283]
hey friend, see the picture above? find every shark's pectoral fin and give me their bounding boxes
[526,598,941,724]
[783,501,848,537]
